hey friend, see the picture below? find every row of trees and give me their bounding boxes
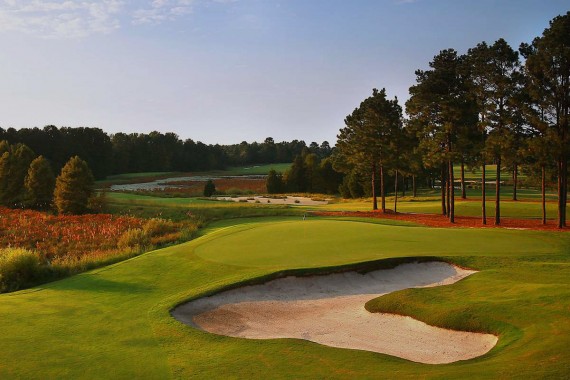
[0,127,332,179]
[335,11,570,228]
[266,151,343,194]
[0,141,95,214]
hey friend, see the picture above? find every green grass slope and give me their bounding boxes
[0,218,568,379]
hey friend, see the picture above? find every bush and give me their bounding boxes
[117,228,150,251]
[87,191,108,214]
[142,218,178,237]
[0,248,42,292]
[203,180,216,197]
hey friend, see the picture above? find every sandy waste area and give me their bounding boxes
[215,195,328,205]
[172,262,497,364]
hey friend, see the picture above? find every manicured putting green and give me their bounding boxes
[194,220,562,268]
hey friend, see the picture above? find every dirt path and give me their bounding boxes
[172,262,497,364]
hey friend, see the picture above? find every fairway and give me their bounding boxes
[0,217,569,378]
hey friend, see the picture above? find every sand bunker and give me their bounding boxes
[172,262,497,364]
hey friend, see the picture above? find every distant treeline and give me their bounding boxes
[0,127,332,179]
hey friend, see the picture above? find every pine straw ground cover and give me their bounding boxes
[312,210,567,231]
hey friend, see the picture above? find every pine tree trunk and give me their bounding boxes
[402,175,406,197]
[560,155,567,228]
[482,162,487,225]
[542,164,546,225]
[562,158,568,227]
[512,163,518,201]
[372,163,378,211]
[558,158,562,228]
[394,170,398,213]
[449,159,455,223]
[446,168,451,218]
[380,165,386,213]
[495,157,501,225]
[413,175,417,198]
[461,160,466,199]
[441,164,447,216]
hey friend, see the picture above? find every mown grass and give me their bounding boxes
[0,217,568,379]
[321,192,559,219]
[106,192,303,222]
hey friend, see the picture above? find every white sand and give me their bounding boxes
[215,196,328,205]
[172,262,497,364]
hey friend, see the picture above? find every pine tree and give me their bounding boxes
[0,142,36,207]
[521,11,570,228]
[407,50,477,223]
[335,88,402,211]
[203,179,216,197]
[53,156,94,215]
[24,156,55,209]
[266,170,284,194]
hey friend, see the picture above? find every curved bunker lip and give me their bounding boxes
[172,262,498,364]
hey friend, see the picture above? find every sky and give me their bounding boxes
[0,1,568,145]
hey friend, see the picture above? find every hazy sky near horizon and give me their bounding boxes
[0,1,568,145]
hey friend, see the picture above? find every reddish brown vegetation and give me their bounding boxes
[312,210,567,231]
[154,178,266,196]
[0,207,144,260]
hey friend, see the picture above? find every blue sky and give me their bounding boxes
[0,0,568,145]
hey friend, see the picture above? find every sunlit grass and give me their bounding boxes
[0,217,568,378]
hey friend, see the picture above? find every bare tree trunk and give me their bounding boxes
[495,158,501,225]
[413,175,417,198]
[402,174,406,197]
[446,169,451,218]
[372,163,378,210]
[558,157,565,228]
[441,164,447,216]
[562,157,568,227]
[482,161,487,225]
[461,160,466,199]
[449,159,455,223]
[394,170,398,213]
[542,164,546,225]
[380,165,386,213]
[512,163,518,201]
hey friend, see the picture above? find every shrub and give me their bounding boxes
[87,191,108,214]
[0,248,42,292]
[117,228,150,251]
[142,218,178,237]
[203,179,216,197]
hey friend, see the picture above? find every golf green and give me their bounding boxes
[194,219,562,268]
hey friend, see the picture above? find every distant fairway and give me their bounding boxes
[0,217,569,378]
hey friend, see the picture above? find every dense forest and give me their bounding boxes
[0,127,332,180]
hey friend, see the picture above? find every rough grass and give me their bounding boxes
[0,217,568,379]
